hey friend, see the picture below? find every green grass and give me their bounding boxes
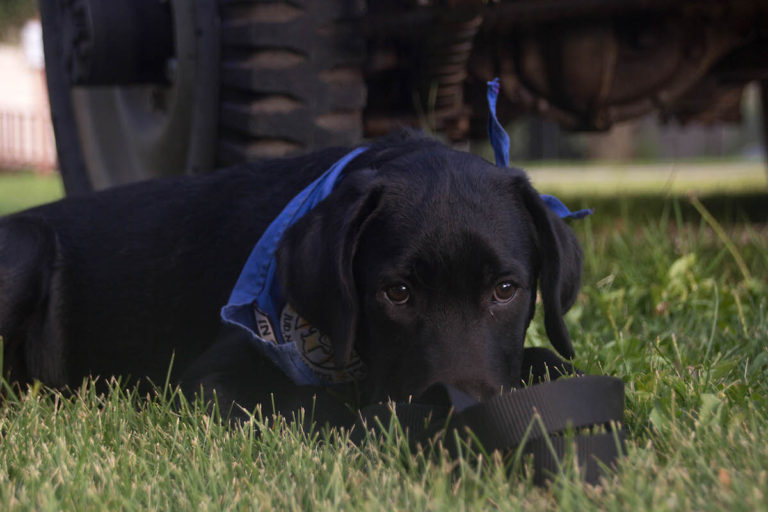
[0,171,63,215]
[1,172,767,509]
[528,161,767,197]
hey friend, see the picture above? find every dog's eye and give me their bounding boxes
[493,281,518,303]
[385,283,411,304]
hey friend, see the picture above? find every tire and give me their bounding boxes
[40,0,221,195]
[215,0,367,164]
[40,0,367,195]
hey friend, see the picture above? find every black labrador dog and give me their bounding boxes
[0,132,581,417]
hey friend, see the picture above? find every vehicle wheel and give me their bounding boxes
[40,0,220,194]
[40,0,366,195]
[216,1,367,165]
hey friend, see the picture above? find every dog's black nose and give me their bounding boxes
[420,377,503,403]
[454,379,503,401]
[416,381,489,411]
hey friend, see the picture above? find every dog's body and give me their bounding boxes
[0,133,581,413]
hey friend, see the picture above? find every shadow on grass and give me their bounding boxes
[566,192,768,225]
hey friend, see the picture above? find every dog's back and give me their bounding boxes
[0,146,345,387]
[0,134,439,389]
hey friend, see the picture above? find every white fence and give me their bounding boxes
[0,108,56,171]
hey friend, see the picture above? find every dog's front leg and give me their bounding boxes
[0,215,68,387]
[179,325,356,427]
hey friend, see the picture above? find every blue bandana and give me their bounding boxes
[221,80,591,387]
[221,146,368,386]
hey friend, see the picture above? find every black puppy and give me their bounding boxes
[0,133,580,415]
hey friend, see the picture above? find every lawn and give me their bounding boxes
[527,160,767,197]
[0,171,63,216]
[0,169,767,510]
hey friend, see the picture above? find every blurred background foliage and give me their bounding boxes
[0,0,37,41]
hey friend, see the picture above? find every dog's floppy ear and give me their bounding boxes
[276,170,382,369]
[517,179,582,359]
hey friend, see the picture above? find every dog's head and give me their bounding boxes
[276,140,581,401]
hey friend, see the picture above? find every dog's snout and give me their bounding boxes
[451,378,502,401]
[419,374,507,402]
